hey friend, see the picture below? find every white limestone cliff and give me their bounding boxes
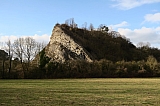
[45,25,92,63]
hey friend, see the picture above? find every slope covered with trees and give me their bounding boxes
[60,21,160,62]
[1,19,160,78]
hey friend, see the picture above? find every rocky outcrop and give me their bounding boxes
[45,25,92,63]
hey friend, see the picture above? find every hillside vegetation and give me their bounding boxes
[60,24,160,62]
[1,19,160,78]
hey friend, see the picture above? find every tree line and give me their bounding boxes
[37,56,160,78]
[59,20,160,62]
[5,51,159,79]
[0,37,46,78]
[1,19,160,78]
[2,48,159,79]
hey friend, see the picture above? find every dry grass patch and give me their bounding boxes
[0,78,160,105]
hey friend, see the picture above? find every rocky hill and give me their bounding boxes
[2,23,160,78]
[39,23,160,65]
[44,24,92,63]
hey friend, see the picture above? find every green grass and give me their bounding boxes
[0,78,160,106]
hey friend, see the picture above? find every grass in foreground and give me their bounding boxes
[0,78,160,106]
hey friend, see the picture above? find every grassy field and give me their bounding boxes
[0,78,160,106]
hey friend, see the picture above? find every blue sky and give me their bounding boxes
[0,0,160,48]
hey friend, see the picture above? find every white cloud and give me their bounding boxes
[111,0,160,10]
[31,34,50,43]
[144,12,160,23]
[118,27,160,48]
[0,34,50,44]
[151,9,159,12]
[0,35,18,43]
[37,31,41,33]
[156,27,160,33]
[109,21,128,30]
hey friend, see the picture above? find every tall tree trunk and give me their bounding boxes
[2,59,5,79]
[8,56,12,78]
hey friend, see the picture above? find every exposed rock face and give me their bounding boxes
[45,25,92,63]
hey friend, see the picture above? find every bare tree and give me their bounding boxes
[89,23,94,31]
[23,37,37,68]
[109,31,120,38]
[36,42,46,54]
[137,42,150,49]
[98,24,104,31]
[83,22,87,30]
[6,39,13,78]
[35,42,47,67]
[65,18,77,28]
[13,38,24,64]
[70,18,74,28]
[12,37,25,77]
[13,37,47,72]
[26,38,46,60]
[65,19,69,26]
[99,25,109,33]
